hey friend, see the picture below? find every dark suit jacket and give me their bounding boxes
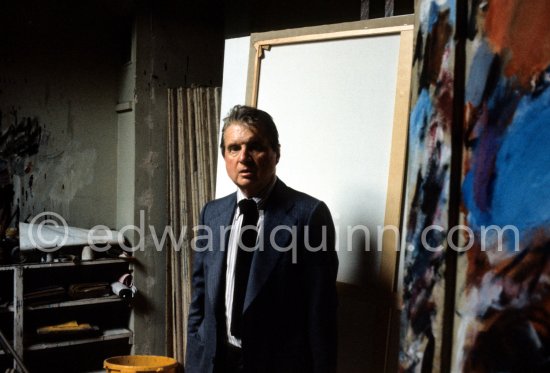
[185,179,338,373]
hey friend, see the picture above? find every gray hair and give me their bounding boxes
[220,105,280,157]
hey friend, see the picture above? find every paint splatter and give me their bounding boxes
[0,110,42,235]
[0,112,42,159]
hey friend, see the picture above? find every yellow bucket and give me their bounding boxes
[104,355,179,373]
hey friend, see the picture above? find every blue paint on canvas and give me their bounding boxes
[409,89,432,143]
[428,2,441,33]
[426,0,454,31]
[463,82,550,243]
[466,40,494,106]
[492,87,550,230]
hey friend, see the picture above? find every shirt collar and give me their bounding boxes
[236,176,277,211]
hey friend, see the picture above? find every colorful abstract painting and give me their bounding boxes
[399,0,456,371]
[454,0,550,372]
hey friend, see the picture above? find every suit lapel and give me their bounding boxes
[244,180,296,312]
[206,194,236,309]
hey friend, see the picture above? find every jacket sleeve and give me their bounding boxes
[187,204,209,337]
[303,201,339,373]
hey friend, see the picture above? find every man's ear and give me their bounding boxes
[276,146,281,163]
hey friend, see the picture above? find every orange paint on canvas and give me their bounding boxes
[484,0,550,87]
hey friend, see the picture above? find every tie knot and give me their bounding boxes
[238,198,258,216]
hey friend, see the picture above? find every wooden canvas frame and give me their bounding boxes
[245,16,414,372]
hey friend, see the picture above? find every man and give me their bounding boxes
[186,105,338,373]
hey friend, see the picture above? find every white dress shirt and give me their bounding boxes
[225,177,277,347]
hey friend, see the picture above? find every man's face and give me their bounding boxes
[223,122,279,197]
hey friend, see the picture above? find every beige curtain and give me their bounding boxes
[167,86,221,364]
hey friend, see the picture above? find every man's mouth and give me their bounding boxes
[239,169,255,176]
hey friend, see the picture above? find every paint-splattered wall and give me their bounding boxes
[0,9,127,232]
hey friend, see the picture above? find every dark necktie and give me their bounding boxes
[231,198,259,339]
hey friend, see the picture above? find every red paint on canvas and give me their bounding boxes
[484,0,550,87]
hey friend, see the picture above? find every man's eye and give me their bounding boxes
[248,143,265,152]
[227,145,240,153]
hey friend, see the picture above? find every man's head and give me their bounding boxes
[220,105,280,197]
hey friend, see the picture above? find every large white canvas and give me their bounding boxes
[259,34,401,286]
[216,34,401,286]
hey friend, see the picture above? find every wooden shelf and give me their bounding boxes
[1,257,133,370]
[0,258,132,271]
[26,328,133,352]
[8,295,123,312]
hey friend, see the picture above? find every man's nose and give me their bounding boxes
[238,147,252,162]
